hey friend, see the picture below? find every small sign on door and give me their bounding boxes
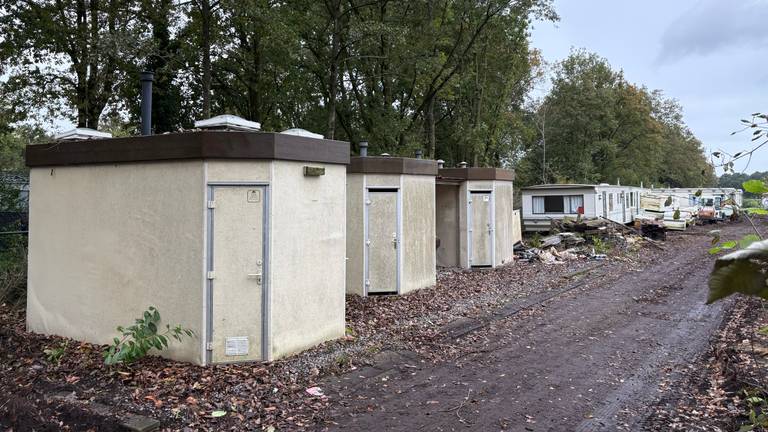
[482,195,490,202]
[247,189,261,203]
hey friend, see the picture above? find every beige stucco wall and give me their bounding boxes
[203,159,347,361]
[493,181,515,266]
[28,158,347,365]
[345,174,365,296]
[444,180,516,269]
[268,161,346,359]
[458,182,470,268]
[206,159,271,183]
[401,175,436,294]
[436,184,460,267]
[346,173,436,296]
[511,209,522,244]
[26,161,206,364]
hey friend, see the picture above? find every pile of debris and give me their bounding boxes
[514,232,602,264]
[515,217,665,264]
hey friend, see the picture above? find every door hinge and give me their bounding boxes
[207,271,215,280]
[206,342,213,351]
[207,200,216,209]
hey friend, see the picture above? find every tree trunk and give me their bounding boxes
[200,0,212,119]
[325,0,341,139]
[426,94,435,158]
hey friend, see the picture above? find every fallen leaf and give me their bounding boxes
[144,395,163,408]
[306,387,324,397]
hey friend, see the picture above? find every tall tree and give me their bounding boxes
[0,0,141,129]
[519,50,715,187]
[140,0,186,132]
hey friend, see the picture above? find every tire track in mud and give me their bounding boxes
[323,224,751,431]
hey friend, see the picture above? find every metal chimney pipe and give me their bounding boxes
[415,149,423,159]
[359,141,368,157]
[140,71,154,136]
[458,161,468,168]
[437,159,444,169]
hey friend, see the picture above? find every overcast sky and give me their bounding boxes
[530,0,768,175]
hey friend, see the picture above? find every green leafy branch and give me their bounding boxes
[103,306,195,366]
[707,180,768,304]
[739,390,768,431]
[714,113,768,173]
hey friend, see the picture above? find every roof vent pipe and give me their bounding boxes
[140,71,154,136]
[415,149,423,159]
[359,141,368,157]
[458,161,468,168]
[437,159,445,169]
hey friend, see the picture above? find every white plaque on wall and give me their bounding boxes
[225,336,249,356]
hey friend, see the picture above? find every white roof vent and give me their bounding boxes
[55,128,112,141]
[281,128,324,139]
[195,114,261,132]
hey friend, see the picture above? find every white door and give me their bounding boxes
[208,186,266,363]
[621,192,627,222]
[602,191,607,218]
[366,189,399,294]
[470,191,493,267]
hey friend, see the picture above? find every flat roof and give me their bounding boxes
[348,156,437,176]
[521,184,596,191]
[25,131,350,167]
[521,183,646,191]
[437,167,515,181]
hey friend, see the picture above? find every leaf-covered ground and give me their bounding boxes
[643,296,768,431]
[2,219,763,431]
[1,253,600,430]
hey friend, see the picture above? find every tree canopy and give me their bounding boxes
[516,50,716,187]
[0,2,716,189]
[719,171,768,197]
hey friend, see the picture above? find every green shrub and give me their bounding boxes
[0,234,26,306]
[0,175,27,306]
[591,236,609,254]
[743,198,761,208]
[44,341,68,364]
[530,232,542,248]
[103,306,195,366]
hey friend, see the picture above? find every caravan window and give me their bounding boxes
[608,194,614,211]
[532,195,584,214]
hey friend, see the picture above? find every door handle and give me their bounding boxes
[392,234,398,249]
[247,273,263,285]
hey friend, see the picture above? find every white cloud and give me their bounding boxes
[658,0,768,63]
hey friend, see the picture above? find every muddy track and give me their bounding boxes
[320,223,753,431]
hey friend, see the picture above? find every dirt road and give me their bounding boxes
[322,223,753,431]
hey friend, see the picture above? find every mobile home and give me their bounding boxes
[521,183,644,232]
[650,187,743,207]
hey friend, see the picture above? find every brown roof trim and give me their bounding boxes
[25,131,350,167]
[438,167,515,181]
[347,156,437,176]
